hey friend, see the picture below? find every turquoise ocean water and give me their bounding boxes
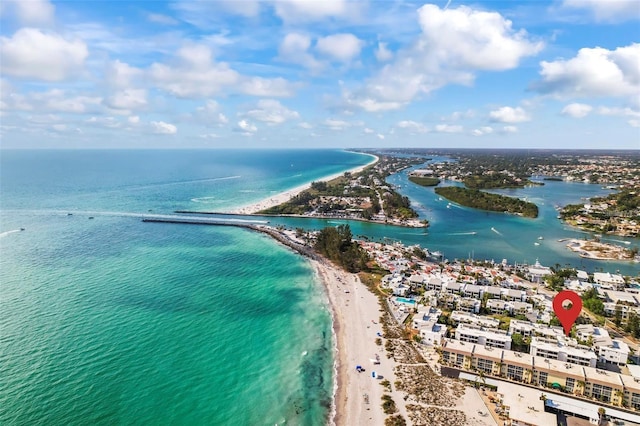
[1,150,638,425]
[1,150,371,425]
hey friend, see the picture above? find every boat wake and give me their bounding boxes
[610,239,631,245]
[0,229,22,238]
[491,227,502,236]
[449,232,477,236]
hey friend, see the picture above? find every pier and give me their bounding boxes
[142,217,322,262]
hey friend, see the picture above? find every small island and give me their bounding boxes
[434,186,539,218]
[408,176,441,187]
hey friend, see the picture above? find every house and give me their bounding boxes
[594,272,626,290]
[527,260,552,283]
[530,337,597,367]
[598,340,630,366]
[462,284,484,299]
[455,324,511,349]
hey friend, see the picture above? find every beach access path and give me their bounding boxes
[228,153,378,215]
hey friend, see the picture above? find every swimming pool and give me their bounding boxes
[395,297,416,305]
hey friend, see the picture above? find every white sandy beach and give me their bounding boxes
[311,259,495,426]
[228,152,378,215]
[311,260,394,426]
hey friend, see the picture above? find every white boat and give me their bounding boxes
[538,236,544,240]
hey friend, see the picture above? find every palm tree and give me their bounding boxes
[597,407,606,426]
[614,390,624,407]
[576,380,586,396]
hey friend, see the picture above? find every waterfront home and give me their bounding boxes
[412,307,446,346]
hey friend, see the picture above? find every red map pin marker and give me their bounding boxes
[553,290,583,336]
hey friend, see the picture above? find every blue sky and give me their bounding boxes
[0,0,638,149]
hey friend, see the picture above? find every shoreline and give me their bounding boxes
[566,238,636,261]
[226,151,379,215]
[310,259,391,426]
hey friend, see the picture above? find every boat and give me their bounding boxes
[67,213,73,216]
[20,227,25,231]
[534,242,540,246]
[88,216,94,219]
[538,236,544,240]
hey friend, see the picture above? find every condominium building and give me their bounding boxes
[440,340,640,410]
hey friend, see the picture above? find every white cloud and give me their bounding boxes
[147,13,179,25]
[240,77,297,97]
[151,121,177,134]
[628,119,640,128]
[1,88,102,113]
[105,89,147,111]
[446,109,476,121]
[128,116,140,124]
[195,100,228,125]
[150,44,297,99]
[87,116,121,128]
[243,99,299,124]
[377,133,385,140]
[472,126,494,136]
[316,33,363,62]
[278,33,323,70]
[199,133,221,139]
[489,106,531,123]
[363,127,374,134]
[150,44,239,98]
[1,28,88,81]
[533,43,640,100]
[344,4,543,111]
[298,122,313,129]
[375,42,393,62]
[396,120,428,133]
[434,124,463,133]
[501,126,518,133]
[273,0,358,23]
[324,118,351,130]
[106,60,143,89]
[597,106,640,118]
[9,0,55,26]
[562,0,640,22]
[561,103,593,118]
[235,119,257,134]
[416,5,544,71]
